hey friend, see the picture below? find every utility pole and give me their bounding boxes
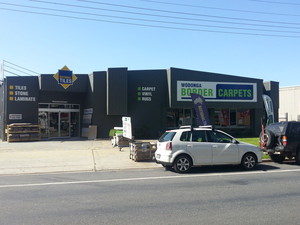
[0,60,6,140]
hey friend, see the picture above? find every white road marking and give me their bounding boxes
[0,168,300,189]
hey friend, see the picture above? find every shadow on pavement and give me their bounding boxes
[187,163,281,174]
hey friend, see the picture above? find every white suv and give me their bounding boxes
[155,126,262,173]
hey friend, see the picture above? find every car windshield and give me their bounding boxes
[158,131,176,142]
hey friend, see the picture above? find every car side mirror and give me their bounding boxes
[232,139,239,144]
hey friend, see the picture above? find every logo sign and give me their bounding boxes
[190,93,210,126]
[177,81,257,102]
[262,95,274,125]
[53,66,78,89]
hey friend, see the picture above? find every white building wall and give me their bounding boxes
[279,86,300,121]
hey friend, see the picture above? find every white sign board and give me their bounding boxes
[9,114,22,120]
[122,117,132,140]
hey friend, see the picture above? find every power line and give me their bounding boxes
[19,0,300,30]
[1,6,300,38]
[3,60,39,75]
[19,0,300,29]
[73,0,300,26]
[2,60,39,77]
[250,0,300,6]
[1,1,300,38]
[3,69,22,77]
[140,0,300,18]
[4,64,38,76]
[2,2,300,34]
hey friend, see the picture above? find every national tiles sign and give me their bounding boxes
[53,66,78,89]
[177,81,257,102]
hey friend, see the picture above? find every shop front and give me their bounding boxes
[0,67,88,141]
[0,66,279,141]
[165,68,278,137]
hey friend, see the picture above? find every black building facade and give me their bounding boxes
[0,67,279,140]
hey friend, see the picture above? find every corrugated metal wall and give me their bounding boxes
[279,86,300,121]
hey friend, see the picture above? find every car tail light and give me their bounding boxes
[166,141,172,150]
[282,136,288,146]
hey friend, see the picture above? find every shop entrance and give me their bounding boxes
[48,112,70,137]
[38,104,80,138]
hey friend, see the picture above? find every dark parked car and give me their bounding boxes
[260,121,300,164]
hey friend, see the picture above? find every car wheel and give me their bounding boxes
[173,155,192,173]
[241,153,257,170]
[270,154,285,163]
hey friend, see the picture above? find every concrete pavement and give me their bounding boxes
[0,139,161,175]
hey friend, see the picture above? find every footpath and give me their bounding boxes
[0,139,161,175]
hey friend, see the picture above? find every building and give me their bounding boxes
[279,86,300,122]
[0,67,279,140]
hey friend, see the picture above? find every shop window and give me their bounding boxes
[230,110,236,126]
[237,109,251,127]
[166,109,178,128]
[214,109,229,127]
[214,109,250,128]
[182,109,192,126]
[166,109,194,128]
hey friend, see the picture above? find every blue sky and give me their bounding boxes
[1,0,300,87]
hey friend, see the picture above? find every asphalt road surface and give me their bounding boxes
[0,162,300,225]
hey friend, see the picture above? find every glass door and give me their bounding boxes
[60,112,70,137]
[48,112,70,138]
[49,112,59,137]
[39,103,80,139]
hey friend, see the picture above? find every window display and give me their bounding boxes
[214,109,250,128]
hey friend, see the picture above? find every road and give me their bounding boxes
[0,162,300,225]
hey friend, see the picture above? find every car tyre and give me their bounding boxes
[241,153,257,170]
[270,154,285,163]
[173,155,192,173]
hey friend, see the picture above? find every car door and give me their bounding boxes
[207,131,239,164]
[182,130,212,165]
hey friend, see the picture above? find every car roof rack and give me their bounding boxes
[179,125,215,131]
[179,125,192,129]
[199,125,213,128]
[198,125,215,131]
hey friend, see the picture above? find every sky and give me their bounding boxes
[1,0,300,87]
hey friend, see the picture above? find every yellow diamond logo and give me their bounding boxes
[53,66,77,89]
